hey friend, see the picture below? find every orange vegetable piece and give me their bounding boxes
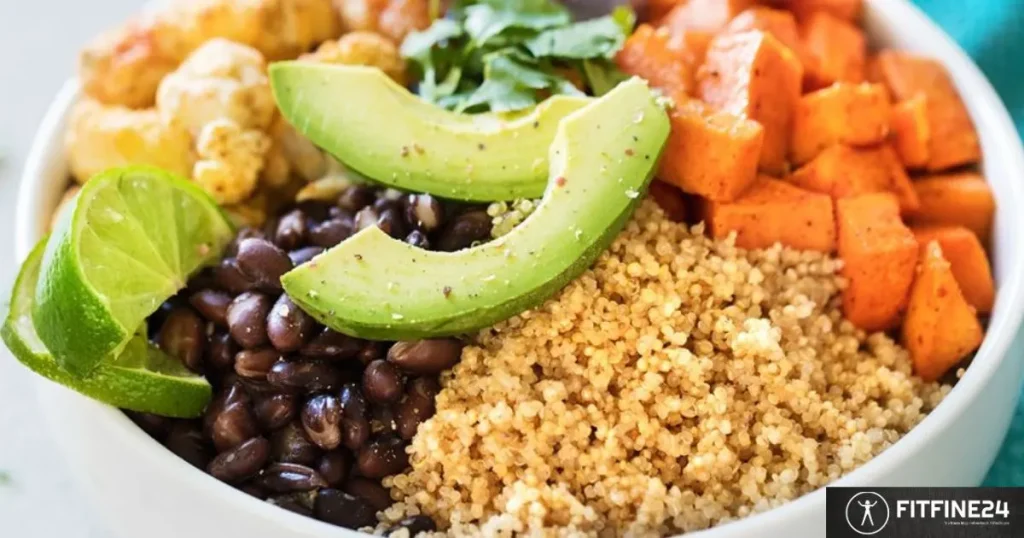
[722,7,801,55]
[665,30,714,67]
[889,94,931,169]
[646,0,687,22]
[836,193,918,331]
[702,176,835,251]
[800,12,865,90]
[869,51,980,171]
[788,144,919,213]
[791,82,890,165]
[777,0,863,22]
[649,180,690,222]
[698,30,803,174]
[615,25,693,97]
[911,172,996,243]
[912,226,995,314]
[902,241,984,381]
[658,97,765,202]
[659,0,757,33]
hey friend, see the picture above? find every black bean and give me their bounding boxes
[404,230,430,250]
[296,200,332,222]
[226,227,266,257]
[267,295,316,352]
[300,328,362,360]
[203,381,250,435]
[254,393,298,430]
[207,437,269,483]
[158,308,205,373]
[363,360,404,404]
[268,494,314,517]
[328,206,351,220]
[126,411,170,439]
[373,197,400,213]
[376,208,407,239]
[268,361,341,393]
[340,384,371,450]
[404,194,444,232]
[342,419,371,451]
[436,210,492,252]
[289,246,324,266]
[302,394,342,450]
[227,292,272,349]
[211,401,259,452]
[258,463,328,493]
[270,422,321,465]
[370,405,397,435]
[354,207,379,231]
[395,377,440,440]
[309,218,354,248]
[236,238,293,291]
[274,209,308,250]
[343,477,393,511]
[235,480,267,499]
[314,489,377,529]
[206,332,238,373]
[165,421,211,469]
[388,515,437,536]
[357,342,385,365]
[387,339,463,375]
[188,289,233,327]
[234,348,282,380]
[147,300,177,339]
[337,185,377,212]
[317,450,352,487]
[213,258,256,294]
[356,434,409,478]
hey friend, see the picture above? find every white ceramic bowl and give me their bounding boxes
[13,1,1024,537]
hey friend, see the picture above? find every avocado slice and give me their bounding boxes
[282,78,670,340]
[269,63,590,201]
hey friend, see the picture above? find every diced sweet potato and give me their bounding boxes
[659,0,758,33]
[722,7,801,56]
[902,242,984,381]
[772,0,862,21]
[889,95,931,169]
[616,25,693,97]
[836,193,918,331]
[702,176,835,251]
[788,144,919,213]
[665,30,714,67]
[658,97,765,201]
[800,12,865,90]
[791,82,890,165]
[649,180,690,222]
[910,172,996,243]
[869,51,980,171]
[698,31,803,174]
[912,226,995,314]
[647,0,686,22]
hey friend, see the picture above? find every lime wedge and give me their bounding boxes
[33,166,234,376]
[3,238,212,417]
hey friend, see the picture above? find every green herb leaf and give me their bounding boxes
[524,8,633,59]
[581,59,629,96]
[463,3,569,45]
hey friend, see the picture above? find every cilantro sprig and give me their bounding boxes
[401,0,634,113]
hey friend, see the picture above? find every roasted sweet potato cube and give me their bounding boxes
[658,97,765,201]
[912,226,995,314]
[773,0,862,21]
[788,144,919,213]
[665,29,714,67]
[659,0,758,33]
[889,95,931,169]
[722,7,801,55]
[647,0,687,22]
[791,82,890,164]
[703,176,835,251]
[869,51,980,171]
[837,193,918,331]
[902,242,984,381]
[800,12,866,90]
[648,180,690,222]
[910,172,995,242]
[616,25,693,97]
[698,30,803,174]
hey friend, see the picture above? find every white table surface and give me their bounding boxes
[0,2,139,536]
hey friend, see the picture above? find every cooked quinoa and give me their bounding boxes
[379,199,951,537]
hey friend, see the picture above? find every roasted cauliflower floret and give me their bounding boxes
[302,31,406,83]
[192,118,271,204]
[156,39,276,135]
[266,114,328,185]
[333,0,431,43]
[79,0,340,108]
[66,98,194,183]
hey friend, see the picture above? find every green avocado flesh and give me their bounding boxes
[269,63,590,201]
[282,78,670,340]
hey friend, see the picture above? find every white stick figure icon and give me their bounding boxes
[859,499,877,527]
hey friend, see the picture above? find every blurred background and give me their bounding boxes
[0,0,1020,536]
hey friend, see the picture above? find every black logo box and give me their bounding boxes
[826,487,1024,538]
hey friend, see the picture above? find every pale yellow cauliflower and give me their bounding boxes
[333,0,432,43]
[193,118,271,204]
[156,39,276,135]
[301,31,406,84]
[265,114,328,186]
[79,0,341,108]
[66,98,194,183]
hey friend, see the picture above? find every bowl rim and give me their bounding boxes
[13,1,1024,536]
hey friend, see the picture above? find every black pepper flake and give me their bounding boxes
[632,135,638,142]
[400,146,410,157]
[625,148,635,156]
[413,144,425,154]
[477,143,486,150]
[442,286,452,298]
[354,254,363,260]
[532,121,540,129]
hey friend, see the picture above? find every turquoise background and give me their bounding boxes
[912,0,1024,485]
